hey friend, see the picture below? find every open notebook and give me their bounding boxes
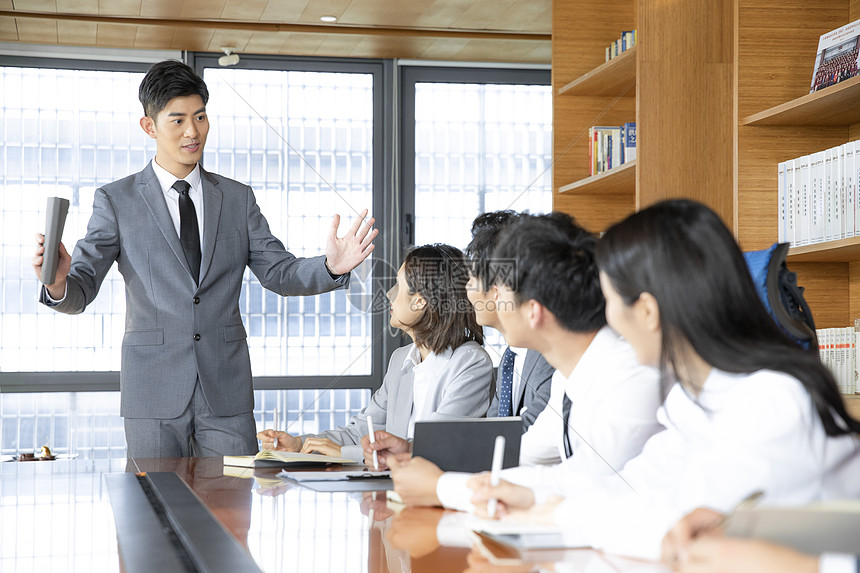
[223,450,354,468]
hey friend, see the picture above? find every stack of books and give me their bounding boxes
[605,30,637,62]
[589,123,636,176]
[777,141,860,246]
[817,325,858,395]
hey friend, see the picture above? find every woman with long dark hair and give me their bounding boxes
[469,200,859,560]
[258,243,493,463]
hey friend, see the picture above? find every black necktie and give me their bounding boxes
[174,180,200,284]
[562,393,574,458]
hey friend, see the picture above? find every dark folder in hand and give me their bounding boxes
[411,417,522,472]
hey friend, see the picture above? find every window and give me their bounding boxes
[400,66,553,358]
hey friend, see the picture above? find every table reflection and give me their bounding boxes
[1,459,672,573]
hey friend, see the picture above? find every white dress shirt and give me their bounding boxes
[150,160,204,251]
[436,327,663,511]
[820,554,859,573]
[508,346,528,412]
[551,368,860,561]
[408,344,432,439]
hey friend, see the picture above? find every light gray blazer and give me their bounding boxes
[487,349,555,431]
[41,162,346,418]
[310,341,494,462]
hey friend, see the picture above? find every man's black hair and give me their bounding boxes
[139,59,209,119]
[465,210,519,291]
[492,212,606,333]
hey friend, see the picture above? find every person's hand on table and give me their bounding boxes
[361,430,411,470]
[675,536,819,573]
[468,474,537,518]
[300,437,342,457]
[661,507,725,565]
[389,455,444,506]
[256,429,302,452]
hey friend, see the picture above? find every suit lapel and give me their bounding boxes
[136,163,195,281]
[198,168,222,285]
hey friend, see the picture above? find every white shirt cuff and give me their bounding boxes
[820,553,858,573]
[436,472,475,512]
[43,283,67,304]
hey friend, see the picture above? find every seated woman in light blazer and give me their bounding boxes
[257,243,494,463]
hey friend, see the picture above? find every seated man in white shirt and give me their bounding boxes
[467,211,555,433]
[385,212,664,509]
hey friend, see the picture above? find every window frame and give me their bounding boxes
[0,53,397,393]
[398,65,552,251]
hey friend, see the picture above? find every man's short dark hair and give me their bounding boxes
[139,59,209,119]
[491,212,606,333]
[465,210,519,292]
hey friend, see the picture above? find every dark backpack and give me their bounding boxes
[743,243,817,350]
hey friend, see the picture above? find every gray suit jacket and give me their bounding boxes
[41,162,346,418]
[309,341,494,462]
[488,349,555,431]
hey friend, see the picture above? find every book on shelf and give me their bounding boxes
[809,18,860,93]
[605,30,637,62]
[589,123,636,176]
[223,449,355,468]
[778,141,860,246]
[817,325,858,395]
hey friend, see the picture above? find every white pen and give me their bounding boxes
[367,415,379,471]
[273,436,277,451]
[487,435,506,518]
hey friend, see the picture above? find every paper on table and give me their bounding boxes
[278,469,391,482]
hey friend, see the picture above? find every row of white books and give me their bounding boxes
[817,326,859,395]
[589,123,636,176]
[777,140,860,245]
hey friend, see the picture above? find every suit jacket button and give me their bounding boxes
[193,333,201,341]
[193,296,200,304]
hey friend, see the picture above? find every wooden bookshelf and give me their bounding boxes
[788,237,860,263]
[845,394,860,420]
[558,45,637,97]
[558,159,636,195]
[741,74,860,127]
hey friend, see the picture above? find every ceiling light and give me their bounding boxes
[320,16,337,23]
[218,47,240,67]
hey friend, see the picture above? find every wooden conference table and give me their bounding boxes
[0,457,672,573]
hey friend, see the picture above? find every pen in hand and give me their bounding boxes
[487,435,505,518]
[367,415,379,471]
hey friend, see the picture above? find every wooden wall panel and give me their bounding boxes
[0,16,18,40]
[637,0,734,227]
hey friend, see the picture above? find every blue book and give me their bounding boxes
[622,122,637,163]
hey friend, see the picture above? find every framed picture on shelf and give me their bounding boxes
[810,18,860,93]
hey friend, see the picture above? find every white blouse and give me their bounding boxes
[552,368,860,560]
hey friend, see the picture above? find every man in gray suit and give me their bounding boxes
[32,60,378,458]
